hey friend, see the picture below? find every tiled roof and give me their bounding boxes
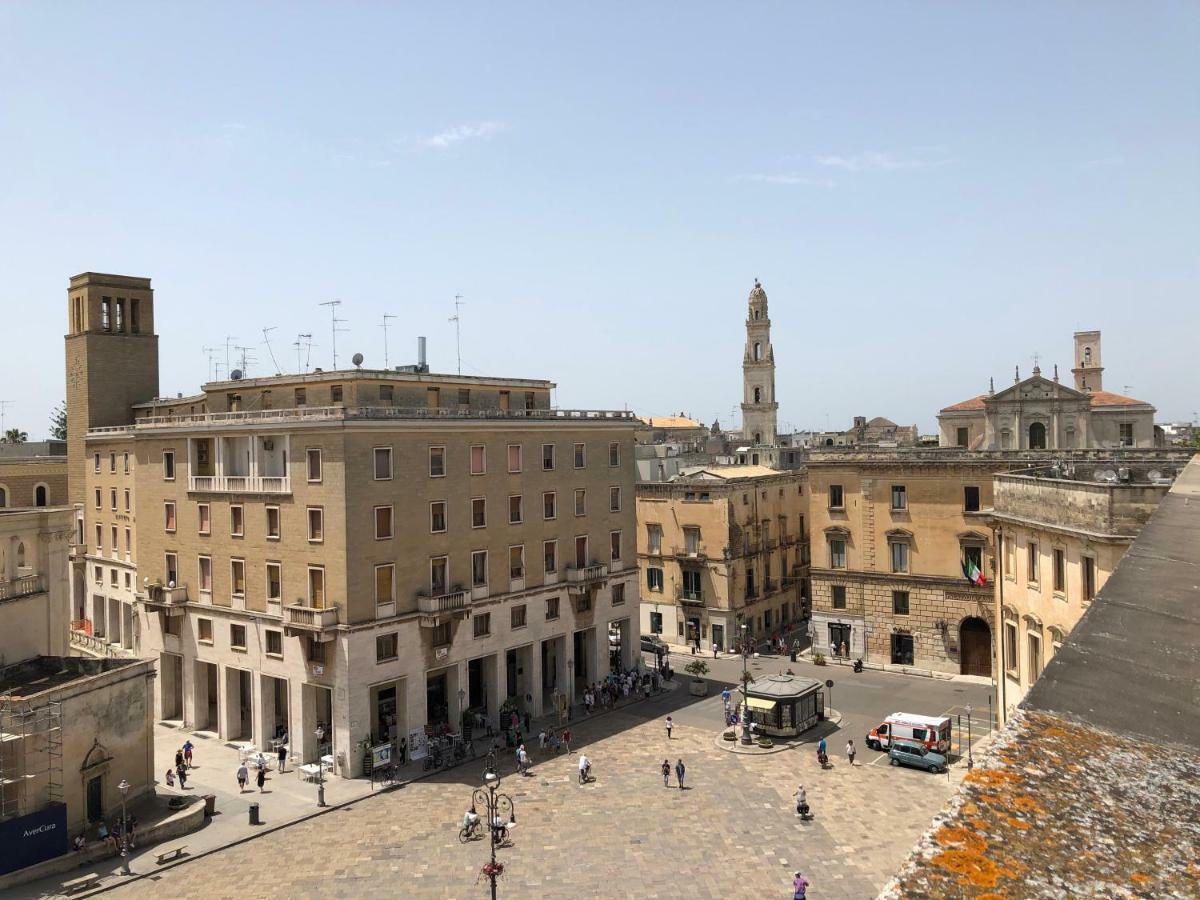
[639,416,704,429]
[1087,389,1150,408]
[940,395,988,413]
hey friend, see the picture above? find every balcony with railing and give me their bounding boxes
[674,584,704,605]
[672,546,707,561]
[417,588,469,618]
[141,583,190,612]
[188,474,291,494]
[566,563,608,594]
[0,573,47,601]
[187,433,291,494]
[284,604,339,637]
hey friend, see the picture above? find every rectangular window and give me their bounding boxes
[829,484,844,509]
[457,388,470,408]
[198,556,212,593]
[612,582,626,605]
[1027,541,1039,583]
[374,447,392,480]
[956,426,969,448]
[197,618,213,643]
[230,624,247,650]
[430,557,448,595]
[375,505,394,539]
[307,507,323,542]
[376,633,398,662]
[430,501,447,533]
[266,505,280,539]
[231,559,246,597]
[1028,633,1043,681]
[123,488,131,512]
[308,638,327,663]
[426,387,440,409]
[684,526,700,556]
[890,541,909,574]
[609,442,620,467]
[574,489,586,516]
[545,597,560,620]
[499,390,511,411]
[94,523,102,552]
[573,442,586,468]
[109,452,116,473]
[542,444,555,470]
[890,633,914,666]
[508,495,523,524]
[647,524,662,555]
[1053,548,1066,593]
[1005,621,1019,672]
[306,448,322,482]
[474,612,491,638]
[509,545,524,579]
[124,527,132,558]
[1119,423,1134,447]
[308,566,326,607]
[470,444,486,475]
[1004,535,1015,578]
[543,491,557,520]
[110,567,119,587]
[266,630,283,657]
[472,497,487,528]
[94,564,102,584]
[1082,556,1096,602]
[472,550,488,587]
[198,503,211,535]
[831,585,847,609]
[682,568,701,600]
[110,525,118,554]
[165,552,178,585]
[110,488,117,511]
[507,444,522,473]
[266,562,282,602]
[609,486,621,512]
[294,387,306,406]
[543,540,557,574]
[94,488,101,510]
[610,530,622,563]
[511,604,527,629]
[892,590,910,615]
[230,504,244,537]
[375,564,394,606]
[330,385,343,404]
[964,486,981,512]
[123,452,129,474]
[649,611,663,634]
[94,452,101,474]
[164,501,177,532]
[646,566,663,592]
[429,446,445,477]
[891,485,907,510]
[829,539,846,569]
[163,450,175,480]
[379,384,394,403]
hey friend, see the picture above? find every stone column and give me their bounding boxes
[527,643,544,717]
[485,651,503,726]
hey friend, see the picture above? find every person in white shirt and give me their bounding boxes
[578,753,591,782]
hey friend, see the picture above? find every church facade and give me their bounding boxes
[937,331,1157,450]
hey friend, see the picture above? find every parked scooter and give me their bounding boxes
[852,658,864,673]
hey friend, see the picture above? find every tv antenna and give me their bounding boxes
[262,327,283,375]
[319,300,347,369]
[294,334,314,373]
[202,346,220,382]
[223,335,238,380]
[0,400,13,436]
[234,345,257,377]
[379,314,397,368]
[449,294,465,375]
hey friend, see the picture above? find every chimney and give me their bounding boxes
[417,336,427,372]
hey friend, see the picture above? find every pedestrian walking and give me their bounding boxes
[277,742,288,773]
[236,761,249,793]
[562,728,572,754]
[398,737,407,766]
[539,729,548,749]
[674,758,685,790]
[523,711,531,733]
[176,763,188,789]
[846,739,857,766]
[174,748,184,771]
[661,759,670,788]
[793,871,809,899]
[665,716,674,740]
[256,766,267,792]
[182,740,194,768]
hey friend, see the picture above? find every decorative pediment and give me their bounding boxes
[885,528,914,541]
[989,375,1088,405]
[823,525,851,537]
[958,530,989,544]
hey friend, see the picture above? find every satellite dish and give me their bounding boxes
[1099,469,1117,482]
[167,580,175,589]
[230,369,243,380]
[352,352,364,367]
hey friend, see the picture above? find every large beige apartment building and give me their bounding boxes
[636,466,809,653]
[67,272,639,776]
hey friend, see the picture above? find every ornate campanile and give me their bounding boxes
[740,279,778,446]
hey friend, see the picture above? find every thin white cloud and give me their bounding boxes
[417,121,507,149]
[814,150,952,173]
[734,173,835,188]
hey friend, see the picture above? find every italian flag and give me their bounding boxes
[962,558,987,587]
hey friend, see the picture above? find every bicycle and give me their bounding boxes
[458,819,483,843]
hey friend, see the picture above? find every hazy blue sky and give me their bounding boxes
[2,3,1197,439]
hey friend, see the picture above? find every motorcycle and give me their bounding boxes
[852,658,864,673]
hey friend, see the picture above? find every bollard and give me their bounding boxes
[249,802,260,826]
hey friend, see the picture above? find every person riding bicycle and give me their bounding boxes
[491,814,508,845]
[578,753,591,782]
[462,808,479,831]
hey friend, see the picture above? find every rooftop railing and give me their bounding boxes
[0,574,47,601]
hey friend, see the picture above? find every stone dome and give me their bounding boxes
[748,279,767,302]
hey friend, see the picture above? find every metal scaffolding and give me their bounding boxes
[0,698,64,822]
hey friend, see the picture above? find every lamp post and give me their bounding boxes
[469,749,516,900]
[315,725,326,807]
[458,687,467,730]
[739,618,753,745]
[117,779,130,875]
[965,704,974,769]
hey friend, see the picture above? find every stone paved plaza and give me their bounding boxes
[113,701,967,899]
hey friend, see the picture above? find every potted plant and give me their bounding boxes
[813,652,827,667]
[684,660,710,696]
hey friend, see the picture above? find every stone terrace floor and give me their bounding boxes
[112,703,967,899]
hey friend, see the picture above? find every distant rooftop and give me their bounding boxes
[0,440,67,460]
[0,656,144,698]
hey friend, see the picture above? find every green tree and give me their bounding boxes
[49,402,67,440]
[2,428,28,444]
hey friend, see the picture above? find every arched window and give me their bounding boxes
[753,342,761,361]
[753,387,761,403]
[1028,422,1046,449]
[753,432,762,444]
[0,486,7,508]
[17,542,26,569]
[1083,347,1091,365]
[34,484,48,507]
[753,309,760,320]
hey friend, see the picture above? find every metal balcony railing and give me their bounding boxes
[188,475,291,494]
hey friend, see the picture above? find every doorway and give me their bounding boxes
[829,623,851,658]
[960,618,992,676]
[426,671,449,726]
[711,624,725,653]
[86,776,103,822]
[1028,422,1046,450]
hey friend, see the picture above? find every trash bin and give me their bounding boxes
[249,802,260,826]
[790,650,797,662]
[202,794,217,817]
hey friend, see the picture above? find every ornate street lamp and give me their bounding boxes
[117,779,131,875]
[965,704,974,769]
[739,618,753,744]
[315,725,327,807]
[469,749,516,900]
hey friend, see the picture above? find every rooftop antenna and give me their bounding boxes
[1123,384,1134,396]
[235,345,256,377]
[449,294,465,376]
[262,327,283,375]
[293,333,314,373]
[379,314,397,368]
[224,336,238,380]
[0,400,13,436]
[319,300,346,369]
[202,346,219,382]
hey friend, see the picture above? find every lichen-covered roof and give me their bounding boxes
[883,710,1200,899]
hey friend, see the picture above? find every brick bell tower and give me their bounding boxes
[64,273,160,504]
[740,279,778,447]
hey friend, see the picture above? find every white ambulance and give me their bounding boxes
[866,712,952,753]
